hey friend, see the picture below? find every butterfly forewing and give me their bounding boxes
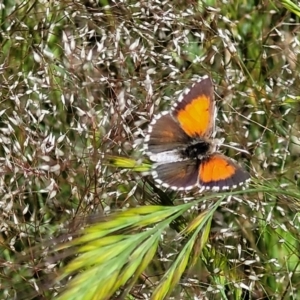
[144,112,191,155]
[172,76,215,138]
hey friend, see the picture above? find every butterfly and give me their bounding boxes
[143,76,250,191]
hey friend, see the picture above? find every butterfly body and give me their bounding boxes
[182,140,212,160]
[144,76,250,191]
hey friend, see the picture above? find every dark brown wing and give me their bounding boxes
[144,112,191,156]
[152,160,199,190]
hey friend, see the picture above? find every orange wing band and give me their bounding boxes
[176,95,211,137]
[199,155,236,183]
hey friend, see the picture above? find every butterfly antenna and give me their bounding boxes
[221,143,250,155]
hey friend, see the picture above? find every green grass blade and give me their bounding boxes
[279,0,300,17]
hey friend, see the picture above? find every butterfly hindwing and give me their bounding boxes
[152,160,199,191]
[198,153,250,190]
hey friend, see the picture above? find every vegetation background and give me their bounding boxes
[1,0,300,299]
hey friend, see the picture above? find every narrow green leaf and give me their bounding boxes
[116,231,161,289]
[181,209,210,235]
[279,0,300,17]
[152,198,223,299]
[107,155,150,172]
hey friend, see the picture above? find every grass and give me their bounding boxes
[0,0,300,299]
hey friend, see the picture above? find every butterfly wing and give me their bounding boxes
[144,112,191,162]
[198,153,250,190]
[152,160,199,190]
[172,76,215,138]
